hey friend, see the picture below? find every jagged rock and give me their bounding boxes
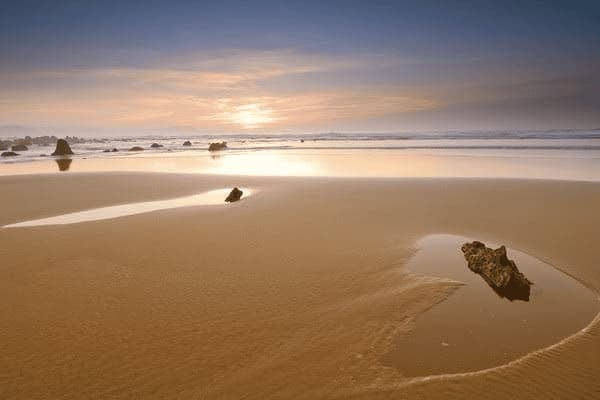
[225,187,243,202]
[150,143,163,148]
[183,140,192,146]
[1,151,19,157]
[11,144,28,151]
[128,146,144,151]
[208,141,227,151]
[51,139,74,156]
[461,241,532,301]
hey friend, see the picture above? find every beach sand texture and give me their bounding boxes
[1,173,599,399]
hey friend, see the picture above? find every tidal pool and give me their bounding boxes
[3,188,252,228]
[384,234,599,377]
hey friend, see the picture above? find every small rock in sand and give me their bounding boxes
[225,187,243,202]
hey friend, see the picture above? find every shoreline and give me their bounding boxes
[1,172,600,399]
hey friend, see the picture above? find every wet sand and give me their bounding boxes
[1,173,599,399]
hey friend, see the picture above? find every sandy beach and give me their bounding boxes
[1,172,599,399]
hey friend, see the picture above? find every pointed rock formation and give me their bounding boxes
[51,139,74,156]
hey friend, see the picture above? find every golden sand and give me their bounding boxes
[1,173,599,399]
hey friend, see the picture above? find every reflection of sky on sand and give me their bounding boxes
[205,152,318,176]
[1,149,599,181]
[4,188,253,228]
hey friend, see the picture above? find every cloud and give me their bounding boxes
[0,49,438,131]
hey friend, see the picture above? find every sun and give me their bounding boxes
[230,103,276,129]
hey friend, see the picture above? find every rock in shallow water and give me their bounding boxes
[128,146,144,151]
[225,187,243,202]
[51,139,74,156]
[208,141,227,151]
[183,140,192,146]
[461,241,532,301]
[1,151,19,157]
[11,144,28,151]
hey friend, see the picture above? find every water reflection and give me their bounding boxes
[384,234,598,377]
[485,276,531,301]
[3,188,254,228]
[55,158,72,171]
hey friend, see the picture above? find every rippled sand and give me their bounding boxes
[1,173,599,399]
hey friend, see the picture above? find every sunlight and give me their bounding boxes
[229,103,276,129]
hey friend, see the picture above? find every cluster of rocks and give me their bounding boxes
[208,141,227,151]
[183,140,192,146]
[461,241,532,301]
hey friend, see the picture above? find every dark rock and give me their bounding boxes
[103,149,111,153]
[225,187,243,202]
[51,139,74,156]
[128,146,144,151]
[111,148,119,152]
[300,139,305,143]
[183,140,192,146]
[461,241,532,301]
[1,151,19,157]
[208,141,227,151]
[150,143,163,148]
[11,144,28,151]
[14,138,32,146]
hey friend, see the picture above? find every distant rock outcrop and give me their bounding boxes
[208,141,227,151]
[461,241,532,301]
[183,140,192,146]
[150,143,163,148]
[1,151,19,157]
[128,146,144,151]
[51,139,74,156]
[225,187,243,202]
[11,144,28,151]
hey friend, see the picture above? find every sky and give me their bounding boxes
[1,0,599,136]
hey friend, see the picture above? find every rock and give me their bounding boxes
[183,140,192,146]
[1,151,19,157]
[461,241,532,301]
[300,139,305,143]
[51,139,74,156]
[103,149,111,153]
[128,146,144,151]
[225,187,243,202]
[150,143,163,148]
[208,141,227,151]
[111,148,119,152]
[11,144,28,151]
